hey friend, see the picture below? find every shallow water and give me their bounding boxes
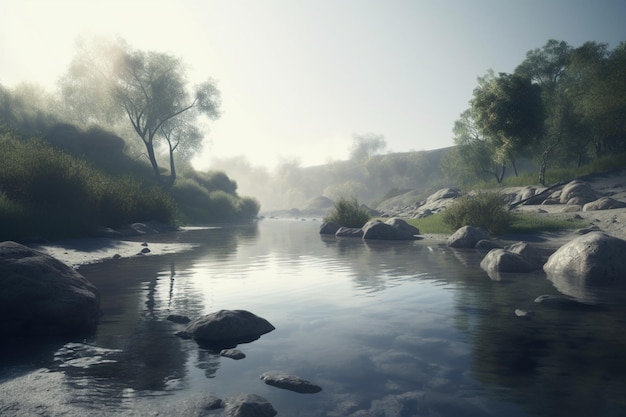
[2,219,626,416]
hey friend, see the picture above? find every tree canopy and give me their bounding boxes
[445,39,626,186]
[61,36,221,187]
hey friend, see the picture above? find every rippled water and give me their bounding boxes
[2,219,626,416]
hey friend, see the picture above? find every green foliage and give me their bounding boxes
[323,197,371,228]
[441,192,513,234]
[170,177,259,224]
[0,133,176,240]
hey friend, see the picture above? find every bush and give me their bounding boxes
[0,134,176,239]
[441,192,512,235]
[323,197,371,228]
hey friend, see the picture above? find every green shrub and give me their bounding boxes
[0,134,175,239]
[323,197,371,228]
[441,192,512,234]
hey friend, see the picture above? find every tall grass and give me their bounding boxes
[0,134,176,240]
[323,197,371,228]
[441,192,513,234]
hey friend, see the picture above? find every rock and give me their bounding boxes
[180,309,275,347]
[167,314,191,324]
[260,371,322,393]
[362,220,416,240]
[480,249,541,274]
[319,222,341,235]
[514,308,534,318]
[533,294,598,310]
[505,241,544,266]
[446,226,490,248]
[140,247,151,254]
[223,394,277,417]
[335,227,364,238]
[384,217,420,236]
[475,239,502,250]
[0,241,100,336]
[543,232,626,283]
[427,188,462,202]
[220,348,246,360]
[583,196,626,211]
[559,180,597,204]
[543,232,626,303]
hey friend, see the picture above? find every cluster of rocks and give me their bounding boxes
[374,177,626,220]
[447,225,626,304]
[376,188,462,219]
[505,179,626,212]
[1,242,321,416]
[320,217,421,240]
[166,309,322,415]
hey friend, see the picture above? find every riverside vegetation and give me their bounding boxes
[0,128,259,241]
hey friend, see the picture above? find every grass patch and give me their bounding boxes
[507,213,588,234]
[323,197,371,228]
[406,213,455,235]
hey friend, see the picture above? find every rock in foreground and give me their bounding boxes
[543,232,626,283]
[224,394,277,417]
[260,371,322,393]
[181,309,275,347]
[0,241,100,337]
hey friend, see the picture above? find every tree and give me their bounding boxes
[445,108,507,184]
[61,36,221,187]
[349,133,387,163]
[471,72,544,179]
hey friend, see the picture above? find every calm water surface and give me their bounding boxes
[2,219,626,416]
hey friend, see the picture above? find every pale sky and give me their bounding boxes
[1,0,625,170]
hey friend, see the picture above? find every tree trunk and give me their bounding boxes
[145,139,162,184]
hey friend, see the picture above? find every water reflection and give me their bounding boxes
[2,219,626,416]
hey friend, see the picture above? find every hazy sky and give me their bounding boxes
[1,0,625,170]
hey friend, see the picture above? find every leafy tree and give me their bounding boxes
[61,36,221,187]
[471,71,544,179]
[444,108,506,184]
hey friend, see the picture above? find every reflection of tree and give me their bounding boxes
[451,265,626,416]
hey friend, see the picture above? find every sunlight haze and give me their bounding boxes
[1,0,625,170]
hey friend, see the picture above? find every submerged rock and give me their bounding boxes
[0,241,100,337]
[260,371,322,393]
[221,348,246,360]
[167,314,191,324]
[224,394,277,417]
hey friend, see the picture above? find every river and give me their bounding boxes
[1,218,626,416]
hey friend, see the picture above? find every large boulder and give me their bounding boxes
[447,226,490,248]
[362,220,416,240]
[544,232,626,303]
[0,241,100,337]
[181,309,275,347]
[384,217,420,236]
[559,180,597,204]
